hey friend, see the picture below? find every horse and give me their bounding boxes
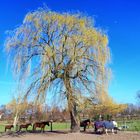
[80,119,91,131]
[103,120,115,135]
[33,121,50,132]
[94,120,105,134]
[5,124,14,132]
[19,123,32,131]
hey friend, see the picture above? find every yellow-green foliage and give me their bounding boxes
[5,8,110,110]
[94,90,127,115]
[6,96,28,118]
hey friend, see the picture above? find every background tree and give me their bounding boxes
[5,8,110,132]
[0,105,6,120]
[6,96,28,130]
[136,90,140,105]
[78,91,127,119]
[96,90,127,115]
[32,103,47,121]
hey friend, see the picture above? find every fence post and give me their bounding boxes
[50,120,53,132]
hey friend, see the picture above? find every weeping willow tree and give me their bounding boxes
[5,8,110,132]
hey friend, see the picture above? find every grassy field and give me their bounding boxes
[0,120,140,133]
[117,120,140,131]
[51,122,70,130]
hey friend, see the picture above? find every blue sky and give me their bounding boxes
[0,0,140,105]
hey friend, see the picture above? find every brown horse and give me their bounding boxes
[80,119,91,131]
[33,121,50,132]
[5,125,14,132]
[19,123,32,131]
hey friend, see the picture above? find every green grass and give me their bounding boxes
[51,122,70,130]
[0,124,5,133]
[117,120,140,131]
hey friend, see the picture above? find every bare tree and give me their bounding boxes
[5,8,110,132]
[6,96,28,130]
[136,90,140,106]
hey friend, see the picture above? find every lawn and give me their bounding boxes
[117,120,140,131]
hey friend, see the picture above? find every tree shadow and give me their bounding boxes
[0,131,25,138]
[0,129,103,138]
[80,129,105,135]
[48,130,69,134]
[0,130,70,138]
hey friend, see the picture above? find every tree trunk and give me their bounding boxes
[13,112,19,131]
[69,104,80,132]
[64,79,80,132]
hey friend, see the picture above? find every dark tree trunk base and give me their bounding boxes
[71,125,80,132]
[70,111,80,133]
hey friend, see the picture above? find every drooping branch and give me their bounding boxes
[5,8,111,132]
